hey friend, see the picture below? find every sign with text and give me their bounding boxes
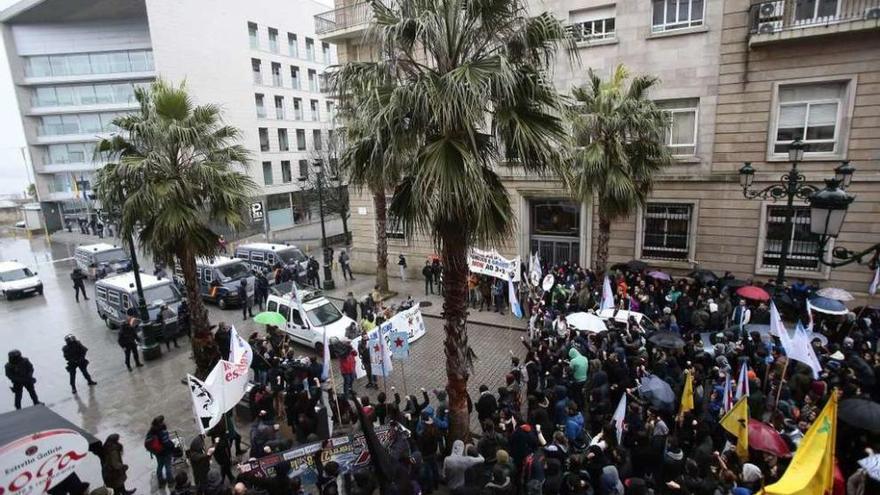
[467,248,521,282]
[250,202,265,222]
[0,429,91,494]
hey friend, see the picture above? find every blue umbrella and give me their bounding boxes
[808,296,849,315]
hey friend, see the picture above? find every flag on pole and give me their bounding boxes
[790,321,822,379]
[187,373,222,433]
[736,363,750,400]
[321,326,331,381]
[679,370,694,419]
[600,276,615,311]
[612,393,626,444]
[870,265,880,296]
[530,252,542,281]
[721,374,733,414]
[508,279,523,319]
[230,325,253,368]
[763,391,838,495]
[720,397,749,461]
[770,301,786,338]
[390,331,410,360]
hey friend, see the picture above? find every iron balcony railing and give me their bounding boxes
[749,0,880,35]
[315,2,374,36]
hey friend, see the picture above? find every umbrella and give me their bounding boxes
[688,269,718,284]
[858,453,880,481]
[648,331,685,349]
[816,287,854,302]
[736,285,771,302]
[626,259,648,272]
[748,419,791,457]
[253,311,287,326]
[722,278,749,290]
[647,270,671,281]
[565,312,607,333]
[638,375,675,412]
[839,399,880,432]
[846,356,876,387]
[808,296,849,315]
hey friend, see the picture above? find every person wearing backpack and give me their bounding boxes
[145,415,175,487]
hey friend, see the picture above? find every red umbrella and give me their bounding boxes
[736,285,771,302]
[748,419,791,457]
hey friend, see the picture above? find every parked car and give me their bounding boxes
[0,261,43,299]
[266,285,355,352]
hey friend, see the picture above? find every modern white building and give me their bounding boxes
[1,0,338,234]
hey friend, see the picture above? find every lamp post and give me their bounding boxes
[807,179,880,269]
[739,139,855,287]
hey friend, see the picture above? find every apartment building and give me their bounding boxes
[320,0,879,298]
[1,0,338,234]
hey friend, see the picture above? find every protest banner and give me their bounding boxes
[237,426,397,483]
[467,248,521,282]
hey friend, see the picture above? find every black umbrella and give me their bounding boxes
[648,331,686,349]
[839,399,880,433]
[638,375,676,412]
[609,263,629,272]
[847,356,876,386]
[626,259,648,272]
[722,278,749,290]
[688,269,718,284]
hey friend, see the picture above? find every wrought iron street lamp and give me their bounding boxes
[807,179,879,269]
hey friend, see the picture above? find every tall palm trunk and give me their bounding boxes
[595,214,611,280]
[440,226,472,442]
[372,190,389,294]
[178,246,219,378]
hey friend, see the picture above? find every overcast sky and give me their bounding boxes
[0,0,333,197]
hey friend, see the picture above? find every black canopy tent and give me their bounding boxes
[0,405,101,494]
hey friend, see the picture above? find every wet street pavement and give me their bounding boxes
[0,235,524,493]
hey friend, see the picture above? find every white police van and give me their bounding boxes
[235,243,308,277]
[95,272,181,329]
[74,243,131,280]
[265,282,355,352]
[0,261,43,299]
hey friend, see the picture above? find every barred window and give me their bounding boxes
[762,205,821,271]
[641,203,693,261]
[386,196,405,240]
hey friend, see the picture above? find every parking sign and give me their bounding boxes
[250,202,264,222]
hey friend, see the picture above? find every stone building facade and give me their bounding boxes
[317,0,880,299]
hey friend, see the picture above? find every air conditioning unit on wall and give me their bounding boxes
[759,1,785,19]
[757,20,783,33]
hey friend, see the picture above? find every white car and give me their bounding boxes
[597,309,657,333]
[266,288,355,352]
[0,261,43,299]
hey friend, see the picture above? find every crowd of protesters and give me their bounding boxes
[64,259,880,495]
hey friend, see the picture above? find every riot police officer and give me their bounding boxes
[5,350,40,409]
[62,335,97,394]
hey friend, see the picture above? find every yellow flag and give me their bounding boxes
[679,370,694,418]
[720,396,749,461]
[763,391,838,495]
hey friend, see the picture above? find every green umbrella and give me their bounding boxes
[253,311,287,326]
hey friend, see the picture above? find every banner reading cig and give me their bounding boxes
[467,248,521,282]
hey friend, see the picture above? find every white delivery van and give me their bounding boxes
[266,283,355,352]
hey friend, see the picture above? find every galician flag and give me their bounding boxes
[508,279,523,319]
[870,265,880,296]
[763,391,838,495]
[321,326,331,381]
[736,363,750,400]
[612,393,626,444]
[600,276,615,311]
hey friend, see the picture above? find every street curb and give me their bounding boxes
[325,295,528,332]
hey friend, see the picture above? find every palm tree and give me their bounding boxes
[564,65,673,278]
[334,0,571,440]
[95,80,256,377]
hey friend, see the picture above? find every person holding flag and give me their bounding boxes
[720,396,749,461]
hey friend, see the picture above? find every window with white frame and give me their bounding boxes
[658,98,698,156]
[386,196,405,240]
[569,6,616,42]
[652,0,704,32]
[640,203,693,261]
[773,81,846,155]
[761,205,821,271]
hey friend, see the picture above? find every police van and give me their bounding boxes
[74,243,131,280]
[95,272,181,329]
[266,282,355,352]
[175,256,255,310]
[234,243,308,277]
